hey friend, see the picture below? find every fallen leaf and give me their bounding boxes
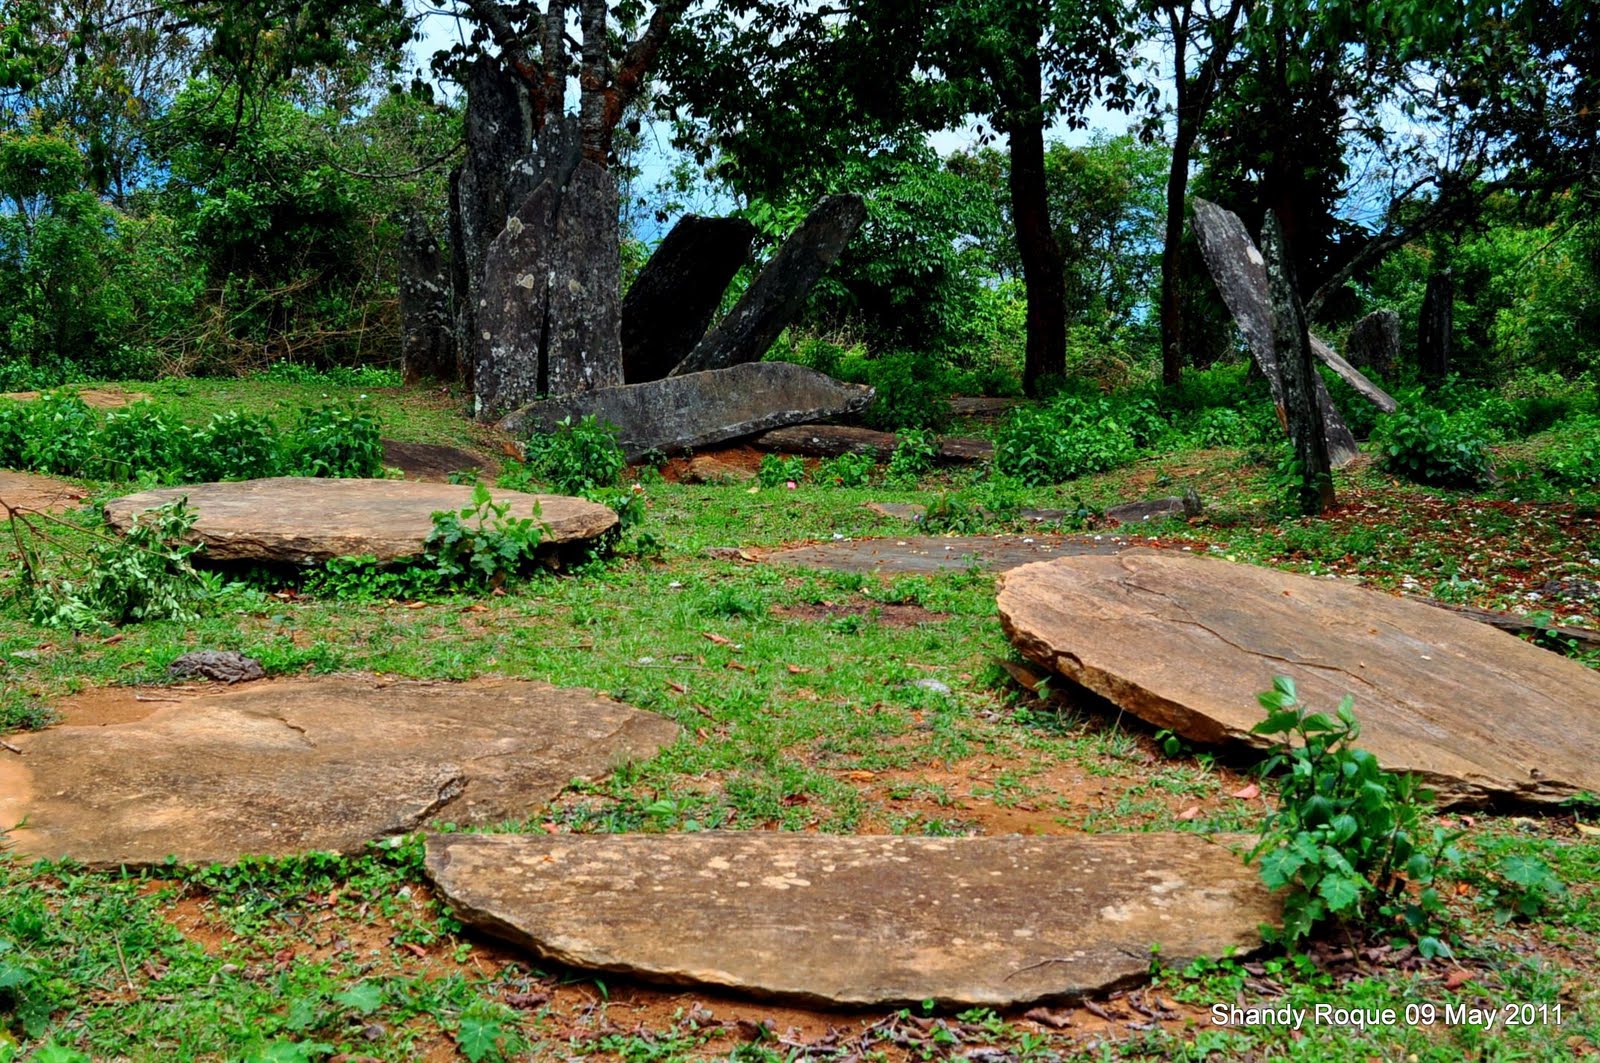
[666,681,687,694]
[704,632,733,646]
[1230,783,1261,800]
[1177,806,1201,820]
[786,664,811,674]
[1443,969,1474,990]
[1023,1007,1073,1029]
[1576,822,1600,838]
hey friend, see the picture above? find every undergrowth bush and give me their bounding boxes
[859,352,953,432]
[1532,416,1600,487]
[522,416,626,497]
[886,429,937,483]
[1370,408,1492,488]
[1249,677,1461,955]
[994,394,1146,485]
[816,452,875,487]
[0,391,383,485]
[424,483,546,589]
[757,453,806,487]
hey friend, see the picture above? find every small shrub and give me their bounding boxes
[817,452,875,488]
[423,483,546,587]
[1533,416,1600,487]
[18,392,98,475]
[994,395,1141,485]
[190,411,282,481]
[1370,409,1492,488]
[20,499,209,630]
[757,453,806,487]
[862,352,953,432]
[255,361,402,387]
[523,416,626,496]
[91,404,190,481]
[886,428,938,482]
[1249,676,1461,954]
[284,401,384,478]
[1477,855,1566,925]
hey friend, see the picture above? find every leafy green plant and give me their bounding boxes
[861,352,954,431]
[1370,408,1492,488]
[886,428,938,482]
[19,499,208,630]
[1248,676,1461,954]
[817,451,875,487]
[994,395,1143,485]
[522,415,626,496]
[1532,416,1600,488]
[757,453,806,487]
[422,483,546,588]
[190,411,283,481]
[1477,854,1566,925]
[90,404,190,481]
[284,401,384,478]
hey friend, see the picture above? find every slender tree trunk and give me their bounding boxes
[1159,123,1198,389]
[1004,55,1066,395]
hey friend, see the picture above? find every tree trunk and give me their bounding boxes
[1159,125,1197,388]
[1005,63,1066,395]
[1418,269,1453,385]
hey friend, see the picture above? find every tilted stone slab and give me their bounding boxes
[382,440,497,482]
[0,470,87,514]
[1190,199,1362,465]
[424,832,1276,1007]
[498,362,873,460]
[765,534,1133,576]
[0,677,678,868]
[672,195,867,376]
[622,215,757,384]
[104,478,616,564]
[997,551,1600,806]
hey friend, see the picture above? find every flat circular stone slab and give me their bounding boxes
[424,832,1276,1007]
[103,477,617,563]
[0,387,150,408]
[0,677,678,867]
[0,470,87,514]
[766,535,1132,576]
[998,550,1600,807]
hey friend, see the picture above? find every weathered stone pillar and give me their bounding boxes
[1346,309,1399,378]
[1418,270,1453,384]
[398,214,456,385]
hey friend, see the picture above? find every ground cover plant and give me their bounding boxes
[0,371,1596,1061]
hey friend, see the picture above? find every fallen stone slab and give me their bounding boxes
[0,677,677,867]
[671,195,867,377]
[103,478,617,564]
[0,387,150,409]
[997,551,1600,806]
[1409,597,1600,654]
[382,440,497,482]
[424,832,1275,1007]
[754,424,993,464]
[0,470,87,514]
[498,363,873,460]
[863,502,1075,525]
[683,455,756,485]
[1102,494,1201,527]
[766,534,1132,576]
[621,215,757,384]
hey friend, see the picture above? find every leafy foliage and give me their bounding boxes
[19,500,208,630]
[1248,677,1461,954]
[886,428,938,483]
[816,452,876,488]
[422,483,546,589]
[757,453,806,488]
[1370,408,1493,488]
[522,416,626,497]
[283,401,384,478]
[993,393,1153,485]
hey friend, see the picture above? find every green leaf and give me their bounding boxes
[333,980,384,1015]
[457,1017,506,1063]
[1316,872,1365,912]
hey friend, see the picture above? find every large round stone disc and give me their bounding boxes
[104,477,617,563]
[997,550,1600,807]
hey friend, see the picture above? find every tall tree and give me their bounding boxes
[668,0,1146,394]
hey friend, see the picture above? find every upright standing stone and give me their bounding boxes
[398,214,456,385]
[1418,271,1453,384]
[1347,309,1400,377]
[543,159,624,397]
[451,57,536,394]
[621,215,757,384]
[1190,199,1360,466]
[1262,212,1335,514]
[670,194,867,376]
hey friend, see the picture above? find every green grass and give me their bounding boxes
[1,380,1597,1059]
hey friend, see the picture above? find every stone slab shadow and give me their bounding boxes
[424,831,1277,1007]
[997,550,1600,807]
[0,676,679,868]
[104,478,617,564]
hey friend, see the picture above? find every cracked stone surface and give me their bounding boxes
[997,550,1600,807]
[0,470,87,514]
[0,677,678,867]
[103,478,617,564]
[766,535,1133,576]
[425,832,1277,1007]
